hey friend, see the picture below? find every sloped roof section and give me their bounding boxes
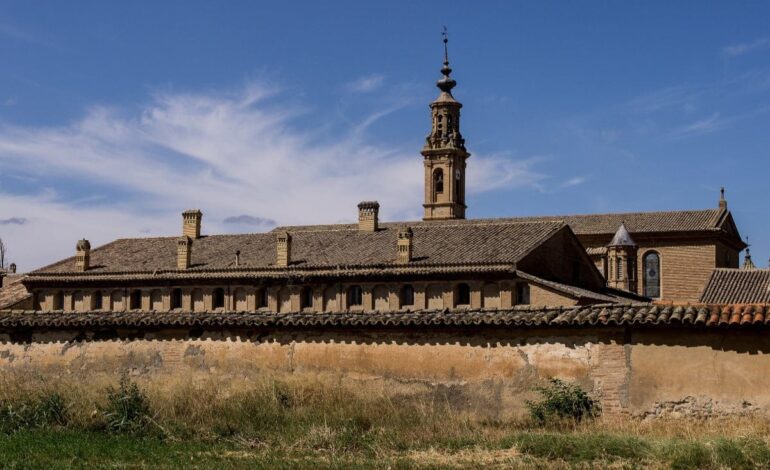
[515,271,636,303]
[277,208,740,238]
[700,269,770,304]
[0,277,31,309]
[32,221,565,275]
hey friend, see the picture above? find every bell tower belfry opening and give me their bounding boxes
[422,29,470,221]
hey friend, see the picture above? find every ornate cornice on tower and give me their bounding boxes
[422,29,470,221]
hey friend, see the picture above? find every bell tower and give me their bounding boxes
[422,29,470,220]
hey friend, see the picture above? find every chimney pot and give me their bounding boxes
[182,209,203,239]
[75,239,91,271]
[397,226,413,264]
[358,201,380,232]
[276,232,292,267]
[235,250,241,267]
[177,236,192,270]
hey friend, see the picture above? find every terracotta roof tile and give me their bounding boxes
[0,277,31,309]
[0,304,766,329]
[700,269,770,304]
[276,209,728,237]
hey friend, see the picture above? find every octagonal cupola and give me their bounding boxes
[607,223,638,293]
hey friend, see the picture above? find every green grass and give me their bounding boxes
[0,377,769,468]
[1,429,770,469]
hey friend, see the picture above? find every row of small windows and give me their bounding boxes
[36,282,528,312]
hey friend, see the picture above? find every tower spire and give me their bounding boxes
[437,27,456,95]
[719,187,727,210]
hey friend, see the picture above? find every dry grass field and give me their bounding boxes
[0,373,768,468]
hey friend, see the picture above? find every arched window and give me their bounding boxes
[301,287,314,310]
[171,288,182,310]
[323,286,339,312]
[110,290,123,311]
[191,289,204,312]
[92,291,103,310]
[256,288,269,309]
[347,285,363,307]
[52,291,64,311]
[482,283,500,309]
[516,283,530,305]
[456,283,471,306]
[643,252,661,299]
[278,287,292,313]
[129,290,142,310]
[372,285,389,311]
[213,288,225,310]
[150,289,163,311]
[233,288,248,311]
[433,168,444,199]
[72,290,84,311]
[400,285,415,308]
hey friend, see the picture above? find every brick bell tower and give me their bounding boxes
[422,30,470,220]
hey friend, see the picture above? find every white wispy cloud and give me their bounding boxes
[669,112,727,138]
[0,21,67,51]
[624,86,699,114]
[722,37,770,57]
[560,176,588,189]
[344,74,385,93]
[0,82,546,270]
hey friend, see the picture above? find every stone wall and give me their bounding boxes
[1,325,769,419]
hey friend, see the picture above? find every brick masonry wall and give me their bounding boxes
[528,284,578,308]
[636,243,715,302]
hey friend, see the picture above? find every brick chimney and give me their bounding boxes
[276,232,291,267]
[177,236,192,270]
[358,201,379,232]
[182,209,202,239]
[75,239,91,271]
[719,187,728,210]
[397,227,413,263]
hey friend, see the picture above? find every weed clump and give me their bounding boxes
[526,378,601,425]
[0,393,69,434]
[101,376,154,435]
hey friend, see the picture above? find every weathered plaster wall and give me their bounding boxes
[0,326,767,419]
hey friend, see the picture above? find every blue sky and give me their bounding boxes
[1,1,769,269]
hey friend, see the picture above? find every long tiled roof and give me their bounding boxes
[32,221,565,275]
[0,304,767,329]
[700,269,770,304]
[0,277,31,309]
[276,208,729,237]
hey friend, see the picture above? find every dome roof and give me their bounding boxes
[608,223,636,247]
[76,239,91,251]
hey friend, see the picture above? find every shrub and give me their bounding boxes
[526,378,601,425]
[102,376,153,435]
